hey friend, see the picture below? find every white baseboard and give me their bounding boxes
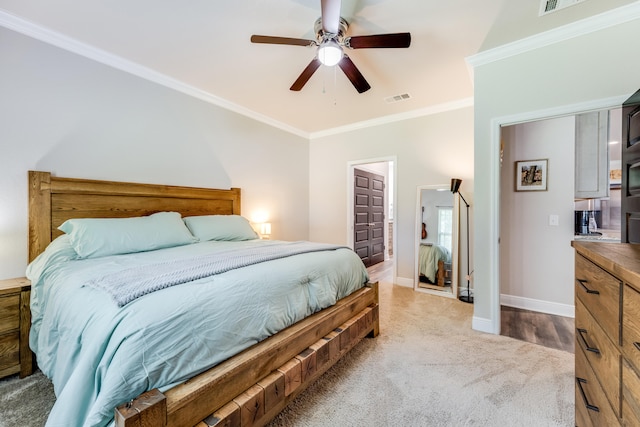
[395,276,414,288]
[500,294,574,318]
[472,316,498,334]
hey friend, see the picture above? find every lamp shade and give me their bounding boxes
[259,222,271,237]
[451,178,462,194]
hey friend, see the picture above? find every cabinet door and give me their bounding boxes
[622,89,640,243]
[575,110,610,199]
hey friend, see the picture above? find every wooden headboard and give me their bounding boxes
[28,171,241,262]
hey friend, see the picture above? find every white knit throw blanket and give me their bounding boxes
[86,241,346,307]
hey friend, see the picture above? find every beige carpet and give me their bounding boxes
[0,282,574,427]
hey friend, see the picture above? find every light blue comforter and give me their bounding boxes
[27,237,368,427]
[418,244,451,283]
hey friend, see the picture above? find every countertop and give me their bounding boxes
[571,240,640,285]
[573,228,620,243]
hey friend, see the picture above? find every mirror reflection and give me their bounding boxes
[415,186,458,298]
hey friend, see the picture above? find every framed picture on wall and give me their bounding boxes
[515,159,548,191]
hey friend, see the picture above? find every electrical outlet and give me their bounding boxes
[549,214,559,226]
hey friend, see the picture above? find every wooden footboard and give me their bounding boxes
[115,282,379,427]
[436,260,445,287]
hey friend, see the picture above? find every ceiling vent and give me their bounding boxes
[539,0,586,16]
[385,93,411,104]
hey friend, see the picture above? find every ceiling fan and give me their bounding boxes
[250,0,411,93]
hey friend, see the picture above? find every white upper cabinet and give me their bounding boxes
[575,110,609,199]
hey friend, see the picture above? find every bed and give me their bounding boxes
[27,170,379,427]
[418,244,451,287]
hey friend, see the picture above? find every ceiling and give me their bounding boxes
[0,0,636,136]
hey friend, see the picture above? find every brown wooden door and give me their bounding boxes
[354,168,385,267]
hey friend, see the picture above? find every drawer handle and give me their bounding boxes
[576,278,600,295]
[577,328,600,354]
[576,377,600,412]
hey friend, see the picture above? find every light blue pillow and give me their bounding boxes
[183,215,259,241]
[58,212,197,259]
[26,235,78,282]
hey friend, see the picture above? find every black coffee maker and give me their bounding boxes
[575,210,601,235]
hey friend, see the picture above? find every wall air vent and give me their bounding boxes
[539,0,586,16]
[384,93,411,104]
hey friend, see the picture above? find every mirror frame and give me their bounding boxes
[414,184,459,299]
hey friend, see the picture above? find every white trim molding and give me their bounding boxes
[0,9,308,139]
[495,95,629,127]
[472,316,495,334]
[467,2,640,68]
[0,9,474,140]
[486,94,627,335]
[346,156,399,287]
[309,98,474,140]
[396,277,414,288]
[501,294,575,318]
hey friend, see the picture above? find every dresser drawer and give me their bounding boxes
[575,254,621,342]
[0,293,20,335]
[0,278,33,379]
[576,297,621,415]
[623,284,640,373]
[576,336,621,426]
[576,394,594,427]
[623,358,640,426]
[0,331,20,378]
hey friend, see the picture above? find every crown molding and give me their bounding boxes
[0,8,474,140]
[1,8,476,140]
[466,2,640,68]
[493,94,629,127]
[309,97,474,139]
[0,9,310,139]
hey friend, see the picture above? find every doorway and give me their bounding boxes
[495,104,623,337]
[347,158,396,280]
[353,168,385,267]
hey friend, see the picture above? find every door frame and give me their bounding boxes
[485,95,627,335]
[347,156,397,281]
[353,167,386,267]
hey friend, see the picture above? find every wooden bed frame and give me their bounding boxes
[28,171,379,427]
[419,260,447,287]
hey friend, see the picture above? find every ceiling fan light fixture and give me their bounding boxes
[317,40,342,66]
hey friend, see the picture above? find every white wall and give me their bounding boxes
[500,117,575,315]
[472,17,640,332]
[309,107,474,285]
[0,28,310,279]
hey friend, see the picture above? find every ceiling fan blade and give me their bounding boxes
[290,58,322,91]
[347,33,412,49]
[338,54,371,93]
[321,0,342,34]
[251,35,315,47]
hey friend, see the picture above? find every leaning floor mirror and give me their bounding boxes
[415,185,459,298]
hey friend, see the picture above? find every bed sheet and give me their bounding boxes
[27,237,368,427]
[418,244,450,283]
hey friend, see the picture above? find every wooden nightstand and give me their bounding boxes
[0,277,33,379]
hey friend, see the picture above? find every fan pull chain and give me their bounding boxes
[333,65,337,106]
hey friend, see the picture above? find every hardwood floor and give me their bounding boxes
[500,306,574,353]
[366,258,394,284]
[365,259,574,353]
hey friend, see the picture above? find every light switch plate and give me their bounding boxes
[549,214,559,226]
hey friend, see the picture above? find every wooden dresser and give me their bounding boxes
[0,277,33,379]
[572,241,640,426]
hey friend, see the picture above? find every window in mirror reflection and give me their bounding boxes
[437,207,453,253]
